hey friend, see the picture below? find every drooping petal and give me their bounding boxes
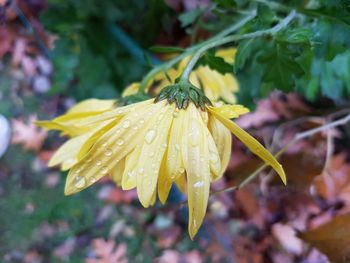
[136,104,175,208]
[121,146,141,190]
[48,132,92,170]
[209,104,249,119]
[208,116,232,176]
[209,107,287,185]
[158,109,186,203]
[67,99,115,114]
[182,104,210,239]
[111,158,125,186]
[207,129,221,179]
[64,101,163,195]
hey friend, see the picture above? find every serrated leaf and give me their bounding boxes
[276,28,313,44]
[200,51,233,74]
[234,38,255,73]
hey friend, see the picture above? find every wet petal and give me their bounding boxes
[209,107,287,185]
[136,104,175,207]
[208,116,232,176]
[182,104,210,239]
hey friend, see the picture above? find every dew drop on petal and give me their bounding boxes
[90,177,97,183]
[127,171,135,177]
[145,129,157,144]
[117,139,124,146]
[96,160,102,166]
[210,152,219,163]
[75,176,86,189]
[122,120,130,129]
[104,148,113,156]
[178,167,185,174]
[193,181,204,188]
[85,157,92,163]
[172,110,179,118]
[100,166,109,175]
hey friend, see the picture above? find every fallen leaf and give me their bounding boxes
[299,213,350,263]
[11,115,47,151]
[271,223,303,255]
[86,239,128,263]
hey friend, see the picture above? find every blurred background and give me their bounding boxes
[1,0,350,262]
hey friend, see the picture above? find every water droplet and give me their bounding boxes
[117,139,124,146]
[127,171,135,177]
[193,181,204,188]
[133,125,139,130]
[145,129,157,144]
[175,144,180,151]
[75,177,86,189]
[96,160,102,166]
[75,168,81,174]
[172,110,179,118]
[178,167,185,174]
[189,120,200,146]
[122,120,130,129]
[101,166,109,175]
[90,177,97,183]
[116,129,121,134]
[85,157,92,163]
[210,152,219,163]
[104,148,113,156]
[102,142,108,147]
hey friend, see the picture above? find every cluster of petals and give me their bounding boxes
[37,98,286,238]
[122,48,239,104]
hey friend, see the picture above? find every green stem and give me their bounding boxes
[139,12,257,93]
[181,9,296,80]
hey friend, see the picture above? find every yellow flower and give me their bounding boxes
[155,48,239,104]
[122,48,239,103]
[38,89,286,239]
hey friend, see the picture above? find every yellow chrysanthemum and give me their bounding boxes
[122,48,239,103]
[155,48,239,104]
[37,86,286,239]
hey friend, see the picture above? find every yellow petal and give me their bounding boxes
[48,132,92,170]
[208,116,232,176]
[111,158,125,186]
[157,154,173,204]
[208,104,249,119]
[182,104,210,239]
[67,99,115,114]
[64,101,162,195]
[136,103,174,207]
[121,146,141,190]
[122,82,140,97]
[174,175,186,193]
[215,47,237,64]
[208,107,287,185]
[207,129,221,179]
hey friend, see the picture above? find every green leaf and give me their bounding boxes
[276,28,313,44]
[234,38,255,72]
[178,8,204,27]
[149,45,185,53]
[199,51,233,74]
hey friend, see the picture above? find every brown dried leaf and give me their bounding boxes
[299,213,350,263]
[86,239,128,263]
[11,115,47,151]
